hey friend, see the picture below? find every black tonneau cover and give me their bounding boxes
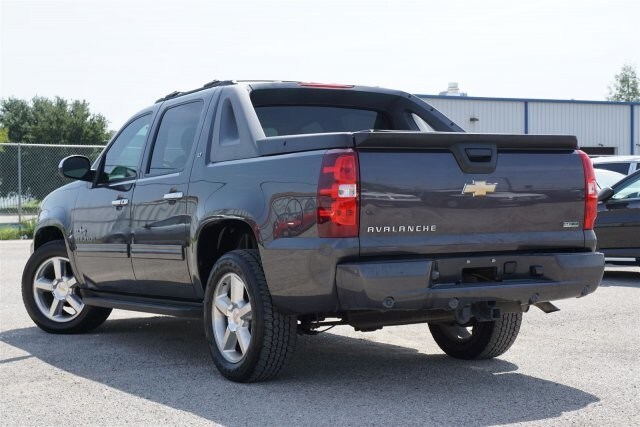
[257,131,578,157]
[354,131,578,150]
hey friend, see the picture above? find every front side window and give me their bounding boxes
[103,114,152,183]
[148,101,203,175]
[612,174,640,200]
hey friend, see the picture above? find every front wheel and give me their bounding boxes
[203,250,297,382]
[22,240,111,334]
[428,312,522,360]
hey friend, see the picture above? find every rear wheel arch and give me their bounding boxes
[196,218,259,290]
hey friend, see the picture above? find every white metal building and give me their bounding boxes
[418,94,639,155]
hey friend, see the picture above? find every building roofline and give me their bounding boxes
[415,94,640,106]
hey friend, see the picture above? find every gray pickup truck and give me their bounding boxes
[22,80,604,382]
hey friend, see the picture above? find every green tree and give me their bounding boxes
[607,64,640,102]
[0,128,9,143]
[0,98,32,143]
[0,127,8,154]
[0,96,109,144]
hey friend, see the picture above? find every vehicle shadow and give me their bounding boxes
[601,269,640,288]
[1,316,598,426]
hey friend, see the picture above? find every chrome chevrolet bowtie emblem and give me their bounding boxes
[462,180,497,197]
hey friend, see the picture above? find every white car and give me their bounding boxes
[594,168,626,190]
[591,155,640,175]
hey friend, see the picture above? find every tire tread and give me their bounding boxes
[239,249,296,382]
[204,249,296,382]
[476,312,522,359]
[429,312,522,360]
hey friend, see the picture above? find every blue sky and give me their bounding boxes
[2,0,639,129]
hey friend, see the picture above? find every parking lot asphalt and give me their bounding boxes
[1,240,638,426]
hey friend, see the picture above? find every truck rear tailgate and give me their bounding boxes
[355,132,588,256]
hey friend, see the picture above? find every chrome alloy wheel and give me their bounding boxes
[212,273,253,363]
[32,256,84,322]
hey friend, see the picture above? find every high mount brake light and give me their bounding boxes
[298,82,354,89]
[578,150,598,230]
[317,149,359,237]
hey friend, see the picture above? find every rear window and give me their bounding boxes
[254,106,390,136]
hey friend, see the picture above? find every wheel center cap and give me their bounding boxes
[53,281,70,299]
[226,304,235,316]
[226,307,242,326]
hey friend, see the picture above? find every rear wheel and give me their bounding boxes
[203,250,297,382]
[22,240,111,334]
[429,313,522,359]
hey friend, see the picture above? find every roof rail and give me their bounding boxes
[156,91,182,103]
[155,80,236,103]
[203,79,235,88]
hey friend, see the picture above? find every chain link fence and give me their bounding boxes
[0,143,105,223]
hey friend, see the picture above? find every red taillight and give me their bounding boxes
[317,149,359,237]
[578,150,598,230]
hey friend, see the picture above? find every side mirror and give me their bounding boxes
[59,155,93,181]
[597,187,614,202]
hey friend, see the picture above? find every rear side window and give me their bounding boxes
[593,163,630,175]
[148,101,203,175]
[254,106,390,136]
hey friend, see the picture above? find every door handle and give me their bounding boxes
[111,198,129,207]
[163,192,184,200]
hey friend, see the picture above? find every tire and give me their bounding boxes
[428,312,522,360]
[22,240,112,334]
[203,249,297,382]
